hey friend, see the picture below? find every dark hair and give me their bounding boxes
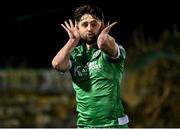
[73,4,104,22]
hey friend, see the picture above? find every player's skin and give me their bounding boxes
[52,14,118,72]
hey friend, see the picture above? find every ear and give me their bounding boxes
[99,20,105,32]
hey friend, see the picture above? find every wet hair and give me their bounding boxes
[73,4,104,22]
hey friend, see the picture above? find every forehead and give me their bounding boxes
[79,14,99,23]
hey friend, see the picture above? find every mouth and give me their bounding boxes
[87,33,93,37]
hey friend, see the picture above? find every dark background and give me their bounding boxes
[1,0,179,68]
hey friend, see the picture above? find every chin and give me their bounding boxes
[87,38,97,44]
[82,37,96,45]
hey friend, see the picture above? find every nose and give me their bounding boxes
[87,24,92,31]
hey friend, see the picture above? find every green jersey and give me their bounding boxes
[69,43,128,127]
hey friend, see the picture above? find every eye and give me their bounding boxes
[81,23,88,27]
[91,22,97,27]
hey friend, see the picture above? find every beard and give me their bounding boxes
[81,33,99,45]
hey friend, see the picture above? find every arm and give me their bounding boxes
[97,22,119,58]
[52,19,80,72]
[52,39,78,72]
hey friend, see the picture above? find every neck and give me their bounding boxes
[86,43,96,50]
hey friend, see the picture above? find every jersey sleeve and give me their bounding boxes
[102,44,126,62]
[118,45,126,60]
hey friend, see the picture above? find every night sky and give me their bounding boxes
[1,1,179,68]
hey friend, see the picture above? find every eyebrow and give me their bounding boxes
[80,19,98,24]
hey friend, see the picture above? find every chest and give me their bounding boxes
[71,54,103,78]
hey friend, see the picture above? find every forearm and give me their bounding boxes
[98,35,118,58]
[52,39,78,71]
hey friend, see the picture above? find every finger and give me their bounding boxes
[69,19,74,28]
[64,21,71,29]
[75,21,79,29]
[61,24,73,37]
[75,21,77,26]
[107,21,110,26]
[109,22,118,28]
[102,22,118,33]
[61,24,69,33]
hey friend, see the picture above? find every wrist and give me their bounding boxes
[68,38,79,45]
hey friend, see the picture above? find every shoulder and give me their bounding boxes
[71,44,83,56]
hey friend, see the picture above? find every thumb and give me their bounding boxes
[102,22,118,34]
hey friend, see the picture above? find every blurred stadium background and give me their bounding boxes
[1,0,180,127]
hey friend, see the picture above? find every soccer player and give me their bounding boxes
[52,4,129,128]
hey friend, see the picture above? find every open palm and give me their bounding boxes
[61,19,80,41]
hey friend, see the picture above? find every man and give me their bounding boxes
[52,4,129,128]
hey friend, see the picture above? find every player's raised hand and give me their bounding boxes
[97,21,118,44]
[61,19,80,42]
